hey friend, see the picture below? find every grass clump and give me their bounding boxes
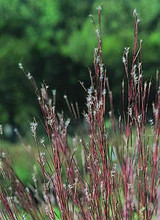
[0,8,160,220]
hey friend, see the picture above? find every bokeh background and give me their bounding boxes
[0,0,160,141]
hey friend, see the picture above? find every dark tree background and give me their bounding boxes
[0,0,160,139]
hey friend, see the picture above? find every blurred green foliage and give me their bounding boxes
[0,140,40,184]
[0,0,159,138]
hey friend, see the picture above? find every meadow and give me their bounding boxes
[0,8,159,220]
